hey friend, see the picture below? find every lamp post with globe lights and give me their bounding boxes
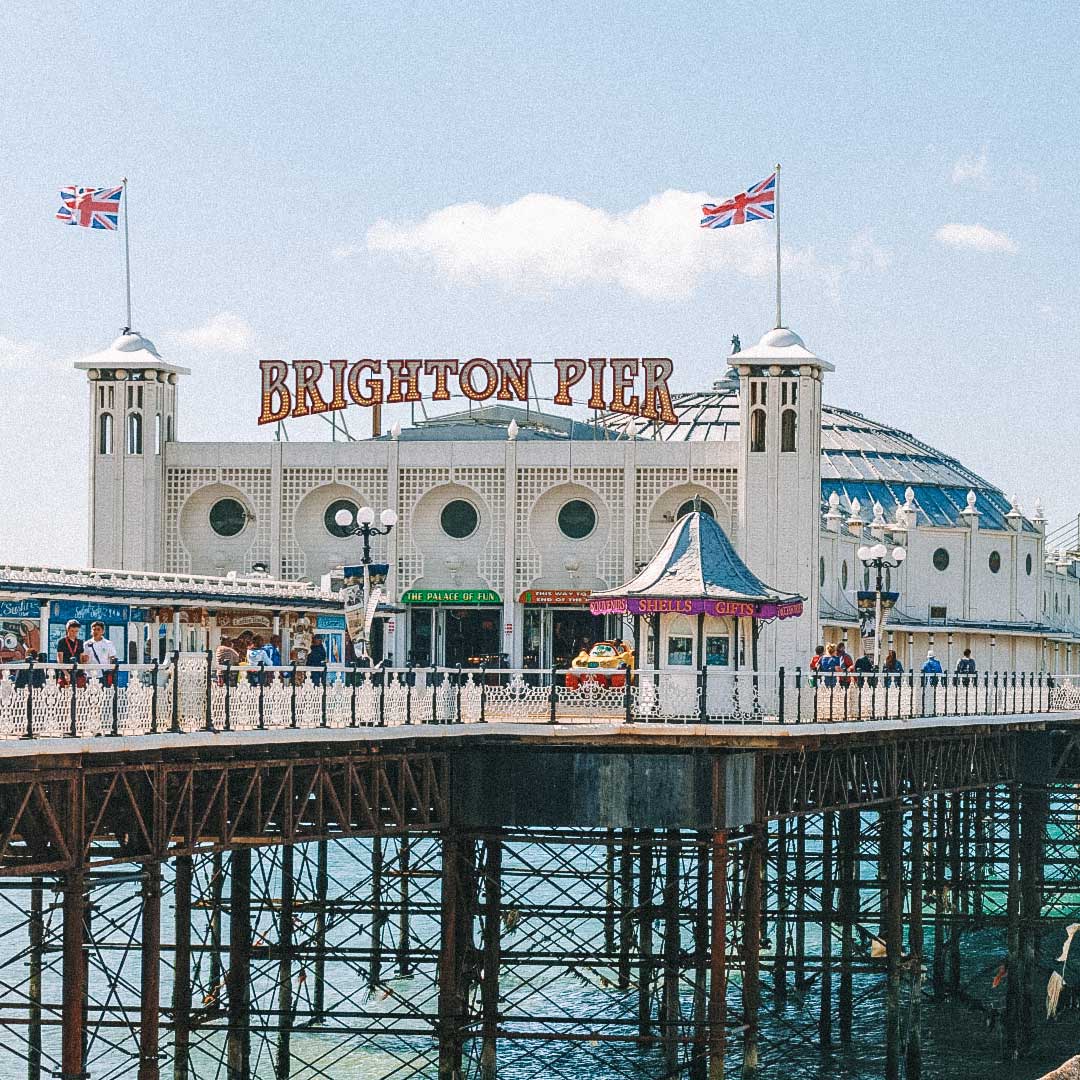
[334,506,397,658]
[857,542,906,667]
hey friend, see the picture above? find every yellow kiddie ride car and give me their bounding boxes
[565,641,634,688]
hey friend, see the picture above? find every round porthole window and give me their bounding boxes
[209,498,248,538]
[1026,553,1033,576]
[324,499,358,538]
[988,550,1002,574]
[558,499,597,540]
[676,499,715,520]
[933,548,950,572]
[441,499,479,539]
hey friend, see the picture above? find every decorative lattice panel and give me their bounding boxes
[164,468,219,573]
[691,466,739,526]
[397,467,452,590]
[221,467,273,571]
[280,468,334,580]
[515,467,569,590]
[335,467,391,566]
[452,466,505,590]
[633,466,739,566]
[572,465,626,587]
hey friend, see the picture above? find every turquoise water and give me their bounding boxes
[2,834,1079,1080]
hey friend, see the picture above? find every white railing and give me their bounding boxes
[0,659,1074,739]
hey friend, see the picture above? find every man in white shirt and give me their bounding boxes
[84,621,119,685]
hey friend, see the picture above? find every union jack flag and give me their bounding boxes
[56,185,122,230]
[700,173,776,229]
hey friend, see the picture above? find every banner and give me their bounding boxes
[589,596,803,620]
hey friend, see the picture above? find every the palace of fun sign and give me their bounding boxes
[257,357,680,426]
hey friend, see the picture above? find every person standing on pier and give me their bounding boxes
[84,621,118,686]
[56,618,86,687]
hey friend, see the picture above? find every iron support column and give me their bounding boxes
[227,848,252,1080]
[883,804,903,1080]
[276,845,294,1080]
[138,863,162,1080]
[480,837,502,1080]
[172,856,192,1080]
[708,830,728,1080]
[906,797,924,1080]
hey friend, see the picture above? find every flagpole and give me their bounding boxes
[122,177,132,332]
[774,162,782,329]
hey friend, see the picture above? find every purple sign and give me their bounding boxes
[589,596,803,620]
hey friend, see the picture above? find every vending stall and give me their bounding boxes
[588,511,803,717]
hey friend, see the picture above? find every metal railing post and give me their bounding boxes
[257,665,266,730]
[456,666,463,723]
[549,664,558,724]
[350,662,359,727]
[170,651,181,734]
[150,660,159,734]
[623,667,633,724]
[69,662,80,738]
[778,666,786,725]
[22,658,34,740]
[431,667,439,724]
[224,662,233,732]
[378,670,386,727]
[320,662,328,727]
[479,666,488,723]
[405,665,413,725]
[203,650,214,733]
[699,662,708,724]
[795,666,803,724]
[290,662,299,728]
[109,659,121,736]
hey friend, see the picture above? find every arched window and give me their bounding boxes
[676,499,715,520]
[166,414,174,443]
[126,412,143,455]
[750,408,766,453]
[98,412,113,455]
[780,408,797,452]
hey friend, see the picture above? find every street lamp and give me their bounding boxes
[334,506,397,658]
[857,542,906,667]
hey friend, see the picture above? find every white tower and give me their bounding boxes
[76,331,189,570]
[735,328,832,671]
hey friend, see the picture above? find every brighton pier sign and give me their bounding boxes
[257,357,679,426]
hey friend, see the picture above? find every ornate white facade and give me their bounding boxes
[82,329,1080,675]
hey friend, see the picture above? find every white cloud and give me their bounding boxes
[177,312,256,353]
[951,152,988,185]
[934,223,1017,253]
[0,336,70,372]
[847,229,893,272]
[366,190,787,301]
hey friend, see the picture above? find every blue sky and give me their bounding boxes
[2,0,1078,564]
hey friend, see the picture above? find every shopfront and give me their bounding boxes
[402,589,502,668]
[0,599,43,662]
[49,600,129,664]
[519,590,623,669]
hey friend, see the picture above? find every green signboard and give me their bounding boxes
[401,589,501,605]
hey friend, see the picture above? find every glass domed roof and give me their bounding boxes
[598,376,1034,533]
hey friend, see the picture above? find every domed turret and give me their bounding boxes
[76,330,189,570]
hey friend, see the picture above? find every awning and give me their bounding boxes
[401,589,501,605]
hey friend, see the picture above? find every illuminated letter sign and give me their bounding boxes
[256,356,680,426]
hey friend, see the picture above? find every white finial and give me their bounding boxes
[872,501,885,523]
[966,490,977,509]
[904,486,915,507]
[1034,497,1045,521]
[391,421,402,441]
[507,419,519,441]
[828,491,840,509]
[850,496,861,517]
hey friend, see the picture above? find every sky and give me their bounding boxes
[2,0,1078,565]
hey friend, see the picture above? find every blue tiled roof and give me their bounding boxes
[819,480,1035,533]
